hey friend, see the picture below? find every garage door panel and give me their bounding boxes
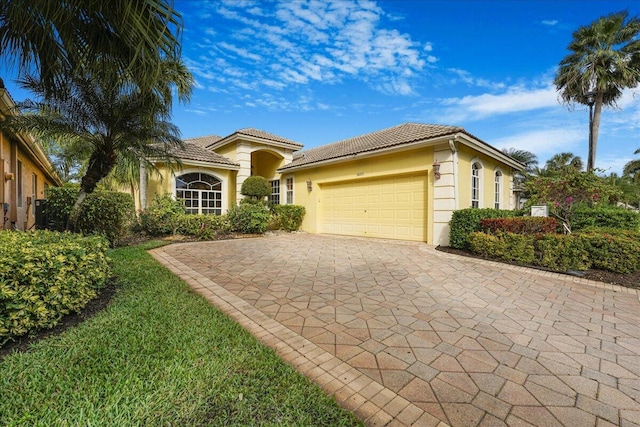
[320,174,427,242]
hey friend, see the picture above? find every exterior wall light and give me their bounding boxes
[306,179,312,191]
[432,161,441,180]
[4,172,14,181]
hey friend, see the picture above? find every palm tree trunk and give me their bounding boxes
[587,93,604,172]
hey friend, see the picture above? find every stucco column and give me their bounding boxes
[432,148,456,246]
[235,141,252,202]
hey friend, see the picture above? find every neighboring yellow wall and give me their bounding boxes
[215,144,237,161]
[457,145,513,209]
[287,146,435,242]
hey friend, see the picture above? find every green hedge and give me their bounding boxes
[449,208,515,249]
[571,206,640,231]
[45,186,136,245]
[227,203,270,234]
[480,217,559,235]
[468,231,640,274]
[0,231,110,343]
[138,193,186,236]
[272,205,306,232]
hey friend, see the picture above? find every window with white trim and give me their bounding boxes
[269,179,280,205]
[494,170,502,209]
[285,177,294,204]
[471,162,482,208]
[176,172,222,215]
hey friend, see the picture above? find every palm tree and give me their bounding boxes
[0,0,184,98]
[538,152,584,176]
[502,148,538,178]
[2,59,192,228]
[554,11,640,172]
[623,148,640,180]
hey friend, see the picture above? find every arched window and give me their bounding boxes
[494,170,503,209]
[471,162,482,208]
[176,172,222,215]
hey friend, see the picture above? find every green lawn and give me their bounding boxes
[0,241,363,426]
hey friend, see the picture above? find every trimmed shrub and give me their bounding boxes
[469,232,535,264]
[480,217,559,235]
[449,208,515,249]
[45,186,135,246]
[533,234,591,271]
[571,206,640,231]
[241,176,271,200]
[581,231,640,274]
[138,193,186,236]
[174,214,231,240]
[75,191,135,246]
[227,203,270,234]
[272,205,306,232]
[0,231,110,343]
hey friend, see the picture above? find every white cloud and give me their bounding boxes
[541,20,558,26]
[187,0,429,98]
[492,128,583,155]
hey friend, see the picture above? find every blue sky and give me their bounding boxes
[4,0,640,174]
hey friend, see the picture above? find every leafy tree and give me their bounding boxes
[2,59,192,228]
[0,0,184,98]
[623,148,640,180]
[526,170,621,232]
[554,11,640,172]
[502,148,538,183]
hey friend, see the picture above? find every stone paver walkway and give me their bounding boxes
[150,234,640,427]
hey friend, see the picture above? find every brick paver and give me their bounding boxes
[150,234,640,427]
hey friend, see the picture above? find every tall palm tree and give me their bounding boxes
[2,59,192,228]
[0,0,184,98]
[554,11,640,172]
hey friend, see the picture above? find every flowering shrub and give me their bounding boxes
[0,231,110,343]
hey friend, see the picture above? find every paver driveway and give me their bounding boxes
[151,234,640,427]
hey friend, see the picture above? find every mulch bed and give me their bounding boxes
[436,246,640,290]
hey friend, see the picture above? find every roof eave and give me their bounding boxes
[207,132,303,151]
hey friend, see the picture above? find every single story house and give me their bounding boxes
[141,123,523,245]
[0,81,62,230]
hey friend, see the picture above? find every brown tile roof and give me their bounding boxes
[230,128,304,148]
[169,142,239,166]
[185,134,223,148]
[280,123,465,170]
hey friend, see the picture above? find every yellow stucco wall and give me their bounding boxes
[457,145,513,210]
[252,150,284,179]
[285,146,435,242]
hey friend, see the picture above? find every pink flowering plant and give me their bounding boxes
[526,170,621,232]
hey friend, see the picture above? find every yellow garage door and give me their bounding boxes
[320,174,427,241]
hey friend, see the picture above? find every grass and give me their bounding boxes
[0,241,363,426]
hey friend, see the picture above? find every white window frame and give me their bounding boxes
[494,169,503,209]
[174,171,224,215]
[471,160,483,208]
[285,177,294,204]
[269,179,280,205]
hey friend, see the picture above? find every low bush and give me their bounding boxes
[227,203,270,234]
[533,234,591,271]
[449,208,515,249]
[480,217,559,235]
[45,186,135,245]
[138,193,186,236]
[0,231,110,343]
[571,206,640,231]
[75,191,136,246]
[272,205,306,232]
[581,231,640,274]
[469,232,535,264]
[174,214,231,240]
